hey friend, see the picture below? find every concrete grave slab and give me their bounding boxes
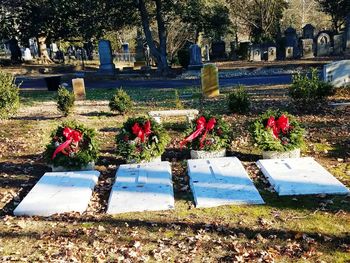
[324,60,350,87]
[187,157,265,208]
[107,161,174,214]
[14,171,100,216]
[257,157,350,196]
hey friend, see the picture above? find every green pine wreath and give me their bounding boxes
[181,113,231,152]
[44,121,99,169]
[252,109,304,152]
[116,116,170,163]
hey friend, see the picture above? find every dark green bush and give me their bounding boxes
[289,68,335,107]
[227,85,251,113]
[109,88,133,114]
[0,71,20,119]
[56,87,75,116]
[177,49,190,68]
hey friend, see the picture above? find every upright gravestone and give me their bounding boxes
[98,40,115,74]
[316,32,331,57]
[211,41,226,59]
[333,34,344,55]
[301,39,314,59]
[204,44,210,62]
[72,78,86,100]
[23,48,33,61]
[249,45,261,62]
[323,60,350,87]
[302,24,315,39]
[285,47,294,59]
[267,47,277,61]
[345,14,350,51]
[188,44,203,69]
[29,38,39,58]
[285,27,299,58]
[201,64,219,97]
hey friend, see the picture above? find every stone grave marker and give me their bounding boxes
[98,40,115,74]
[188,44,203,69]
[204,44,210,62]
[107,162,175,214]
[257,157,350,196]
[23,48,33,61]
[14,171,100,216]
[346,14,350,51]
[285,27,299,58]
[267,47,277,61]
[285,47,294,59]
[333,34,344,55]
[187,157,265,208]
[72,78,86,100]
[323,60,350,87]
[301,39,314,59]
[302,24,315,39]
[211,41,226,59]
[249,45,261,62]
[201,63,219,97]
[316,32,331,56]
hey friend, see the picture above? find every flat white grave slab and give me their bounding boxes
[257,157,350,196]
[187,157,265,208]
[14,171,100,216]
[107,161,174,214]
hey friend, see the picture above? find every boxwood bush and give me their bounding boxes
[0,71,20,119]
[56,87,75,116]
[109,88,133,114]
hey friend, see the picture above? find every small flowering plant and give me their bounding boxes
[44,121,99,169]
[181,113,231,151]
[252,109,304,152]
[116,117,170,163]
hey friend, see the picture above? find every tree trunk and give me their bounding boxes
[136,0,169,75]
[38,35,53,64]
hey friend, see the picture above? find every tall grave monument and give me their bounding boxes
[98,40,115,74]
[188,44,203,70]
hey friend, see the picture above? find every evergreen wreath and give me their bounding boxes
[252,109,304,152]
[181,113,231,151]
[116,116,170,163]
[44,121,99,169]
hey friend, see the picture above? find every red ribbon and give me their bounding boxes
[132,120,152,142]
[52,127,83,159]
[266,114,290,139]
[180,116,216,149]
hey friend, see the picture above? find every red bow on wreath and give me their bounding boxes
[132,120,152,142]
[180,116,216,149]
[52,127,83,159]
[266,115,290,139]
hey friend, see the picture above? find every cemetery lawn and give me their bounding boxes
[0,85,349,262]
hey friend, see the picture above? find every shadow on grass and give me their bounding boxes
[80,111,117,117]
[10,115,62,121]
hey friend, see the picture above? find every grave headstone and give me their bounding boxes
[23,48,33,61]
[188,44,203,69]
[316,32,331,57]
[249,45,261,62]
[301,39,314,59]
[204,44,210,62]
[333,34,344,55]
[267,47,277,61]
[98,40,115,74]
[346,14,350,50]
[302,24,315,39]
[107,162,175,214]
[285,46,294,59]
[211,41,226,59]
[14,171,100,216]
[72,78,86,100]
[323,60,350,87]
[187,157,265,207]
[285,27,299,58]
[29,38,39,58]
[201,63,219,97]
[257,157,350,196]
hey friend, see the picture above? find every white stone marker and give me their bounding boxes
[14,171,100,216]
[323,60,350,87]
[187,157,265,208]
[107,161,175,214]
[257,157,350,196]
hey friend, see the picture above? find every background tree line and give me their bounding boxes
[1,0,349,73]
